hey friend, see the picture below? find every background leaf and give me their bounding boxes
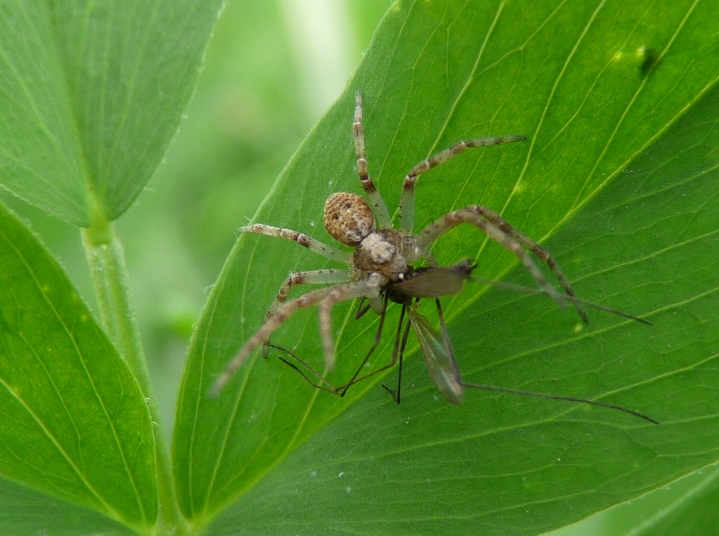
[0,0,223,226]
[0,203,158,531]
[632,466,719,535]
[175,0,719,533]
[559,464,719,535]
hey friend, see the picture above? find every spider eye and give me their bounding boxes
[324,192,376,246]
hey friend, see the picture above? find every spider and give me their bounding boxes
[210,90,589,398]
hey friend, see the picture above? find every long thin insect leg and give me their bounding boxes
[339,293,389,396]
[393,305,409,404]
[273,294,404,398]
[383,304,413,403]
[333,301,408,393]
[462,384,658,424]
[354,294,385,319]
[396,311,412,403]
[273,348,340,394]
[435,298,452,357]
[469,275,652,325]
[354,297,371,319]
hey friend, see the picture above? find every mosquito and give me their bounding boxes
[272,261,657,424]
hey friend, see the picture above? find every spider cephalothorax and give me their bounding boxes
[210,90,584,397]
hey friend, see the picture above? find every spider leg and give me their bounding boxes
[354,91,392,227]
[211,286,345,396]
[241,223,352,264]
[210,273,386,396]
[415,208,566,306]
[469,206,588,322]
[400,135,526,232]
[262,269,356,357]
[318,274,385,370]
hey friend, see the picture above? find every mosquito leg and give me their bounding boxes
[353,91,392,227]
[271,294,394,400]
[270,343,329,385]
[383,304,413,404]
[461,383,658,424]
[338,293,389,397]
[400,135,526,232]
[336,300,410,395]
[271,345,340,394]
[354,295,385,320]
[435,299,454,359]
[354,297,371,319]
[396,308,414,404]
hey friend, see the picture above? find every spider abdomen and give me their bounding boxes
[324,192,375,246]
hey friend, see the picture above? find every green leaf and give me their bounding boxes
[0,0,224,226]
[552,464,719,535]
[0,477,135,536]
[175,0,719,533]
[632,465,719,535]
[0,202,158,532]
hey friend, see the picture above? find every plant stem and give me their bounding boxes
[82,218,187,534]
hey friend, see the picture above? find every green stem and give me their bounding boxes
[82,218,187,535]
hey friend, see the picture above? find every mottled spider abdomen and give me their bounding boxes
[324,192,375,246]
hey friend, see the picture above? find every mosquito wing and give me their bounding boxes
[407,306,464,405]
[390,260,475,300]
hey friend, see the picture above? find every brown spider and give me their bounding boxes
[210,90,587,397]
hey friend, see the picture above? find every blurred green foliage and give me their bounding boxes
[0,0,391,431]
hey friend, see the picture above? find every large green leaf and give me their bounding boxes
[0,0,223,226]
[0,203,157,532]
[175,0,719,533]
